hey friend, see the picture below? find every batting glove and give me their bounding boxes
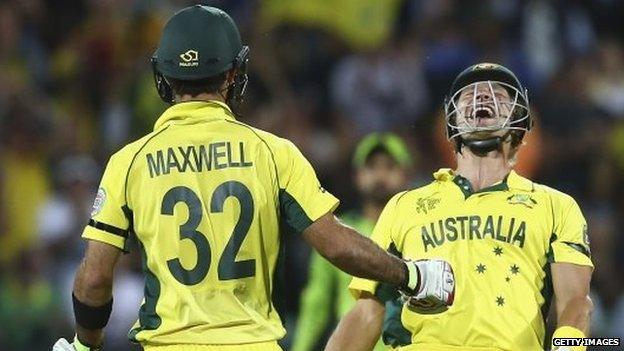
[402,259,455,314]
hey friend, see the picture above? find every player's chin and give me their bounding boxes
[464,129,505,140]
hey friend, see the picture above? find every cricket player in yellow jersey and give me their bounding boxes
[326,63,594,351]
[52,5,456,351]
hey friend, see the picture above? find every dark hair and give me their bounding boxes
[168,72,228,97]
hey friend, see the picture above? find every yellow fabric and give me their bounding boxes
[82,225,126,250]
[350,169,593,351]
[0,152,50,263]
[72,335,92,351]
[260,0,402,50]
[144,340,282,350]
[552,326,586,351]
[82,101,339,346]
[397,344,505,351]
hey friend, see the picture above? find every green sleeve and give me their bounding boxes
[292,251,336,351]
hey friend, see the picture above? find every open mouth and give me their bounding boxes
[473,106,495,119]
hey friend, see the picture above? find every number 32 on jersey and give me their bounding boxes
[161,181,256,285]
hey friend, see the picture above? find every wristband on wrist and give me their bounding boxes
[552,326,586,351]
[72,293,113,330]
[403,261,420,292]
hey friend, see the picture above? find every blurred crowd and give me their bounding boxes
[1,0,623,349]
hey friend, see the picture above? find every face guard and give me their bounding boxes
[444,63,532,154]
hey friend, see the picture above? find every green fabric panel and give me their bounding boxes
[376,242,411,348]
[128,243,162,342]
[563,242,591,258]
[291,251,337,351]
[382,298,412,348]
[539,234,556,347]
[279,189,313,234]
[453,174,509,198]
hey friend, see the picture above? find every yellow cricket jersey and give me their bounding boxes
[81,101,339,347]
[350,169,593,351]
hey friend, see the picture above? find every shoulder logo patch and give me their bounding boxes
[506,193,537,208]
[416,194,441,214]
[91,188,106,217]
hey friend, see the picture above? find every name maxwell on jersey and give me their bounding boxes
[146,141,253,178]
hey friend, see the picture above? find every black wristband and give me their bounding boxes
[400,260,410,290]
[73,293,113,330]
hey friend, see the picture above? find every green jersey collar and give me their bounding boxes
[433,168,534,197]
[154,100,235,131]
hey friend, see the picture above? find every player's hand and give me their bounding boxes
[52,337,98,351]
[402,259,455,314]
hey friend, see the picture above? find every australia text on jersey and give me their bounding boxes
[146,141,253,178]
[421,215,526,252]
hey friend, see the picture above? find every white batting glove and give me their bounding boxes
[402,259,455,313]
[53,338,76,351]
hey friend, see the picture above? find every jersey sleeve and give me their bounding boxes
[550,195,593,267]
[82,152,131,251]
[275,139,339,234]
[349,192,403,300]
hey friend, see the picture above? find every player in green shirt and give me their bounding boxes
[293,133,413,351]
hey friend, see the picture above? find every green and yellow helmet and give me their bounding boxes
[152,5,249,105]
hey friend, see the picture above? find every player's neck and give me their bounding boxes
[455,147,513,192]
[176,93,226,103]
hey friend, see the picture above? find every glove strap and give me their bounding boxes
[73,335,102,351]
[404,261,420,292]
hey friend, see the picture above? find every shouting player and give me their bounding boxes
[52,5,454,351]
[326,63,593,351]
[293,133,413,351]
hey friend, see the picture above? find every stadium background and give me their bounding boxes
[1,0,623,349]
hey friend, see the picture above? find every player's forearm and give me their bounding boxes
[311,224,406,287]
[551,263,593,335]
[557,295,593,334]
[74,260,114,304]
[72,260,114,346]
[325,296,384,351]
[332,229,406,286]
